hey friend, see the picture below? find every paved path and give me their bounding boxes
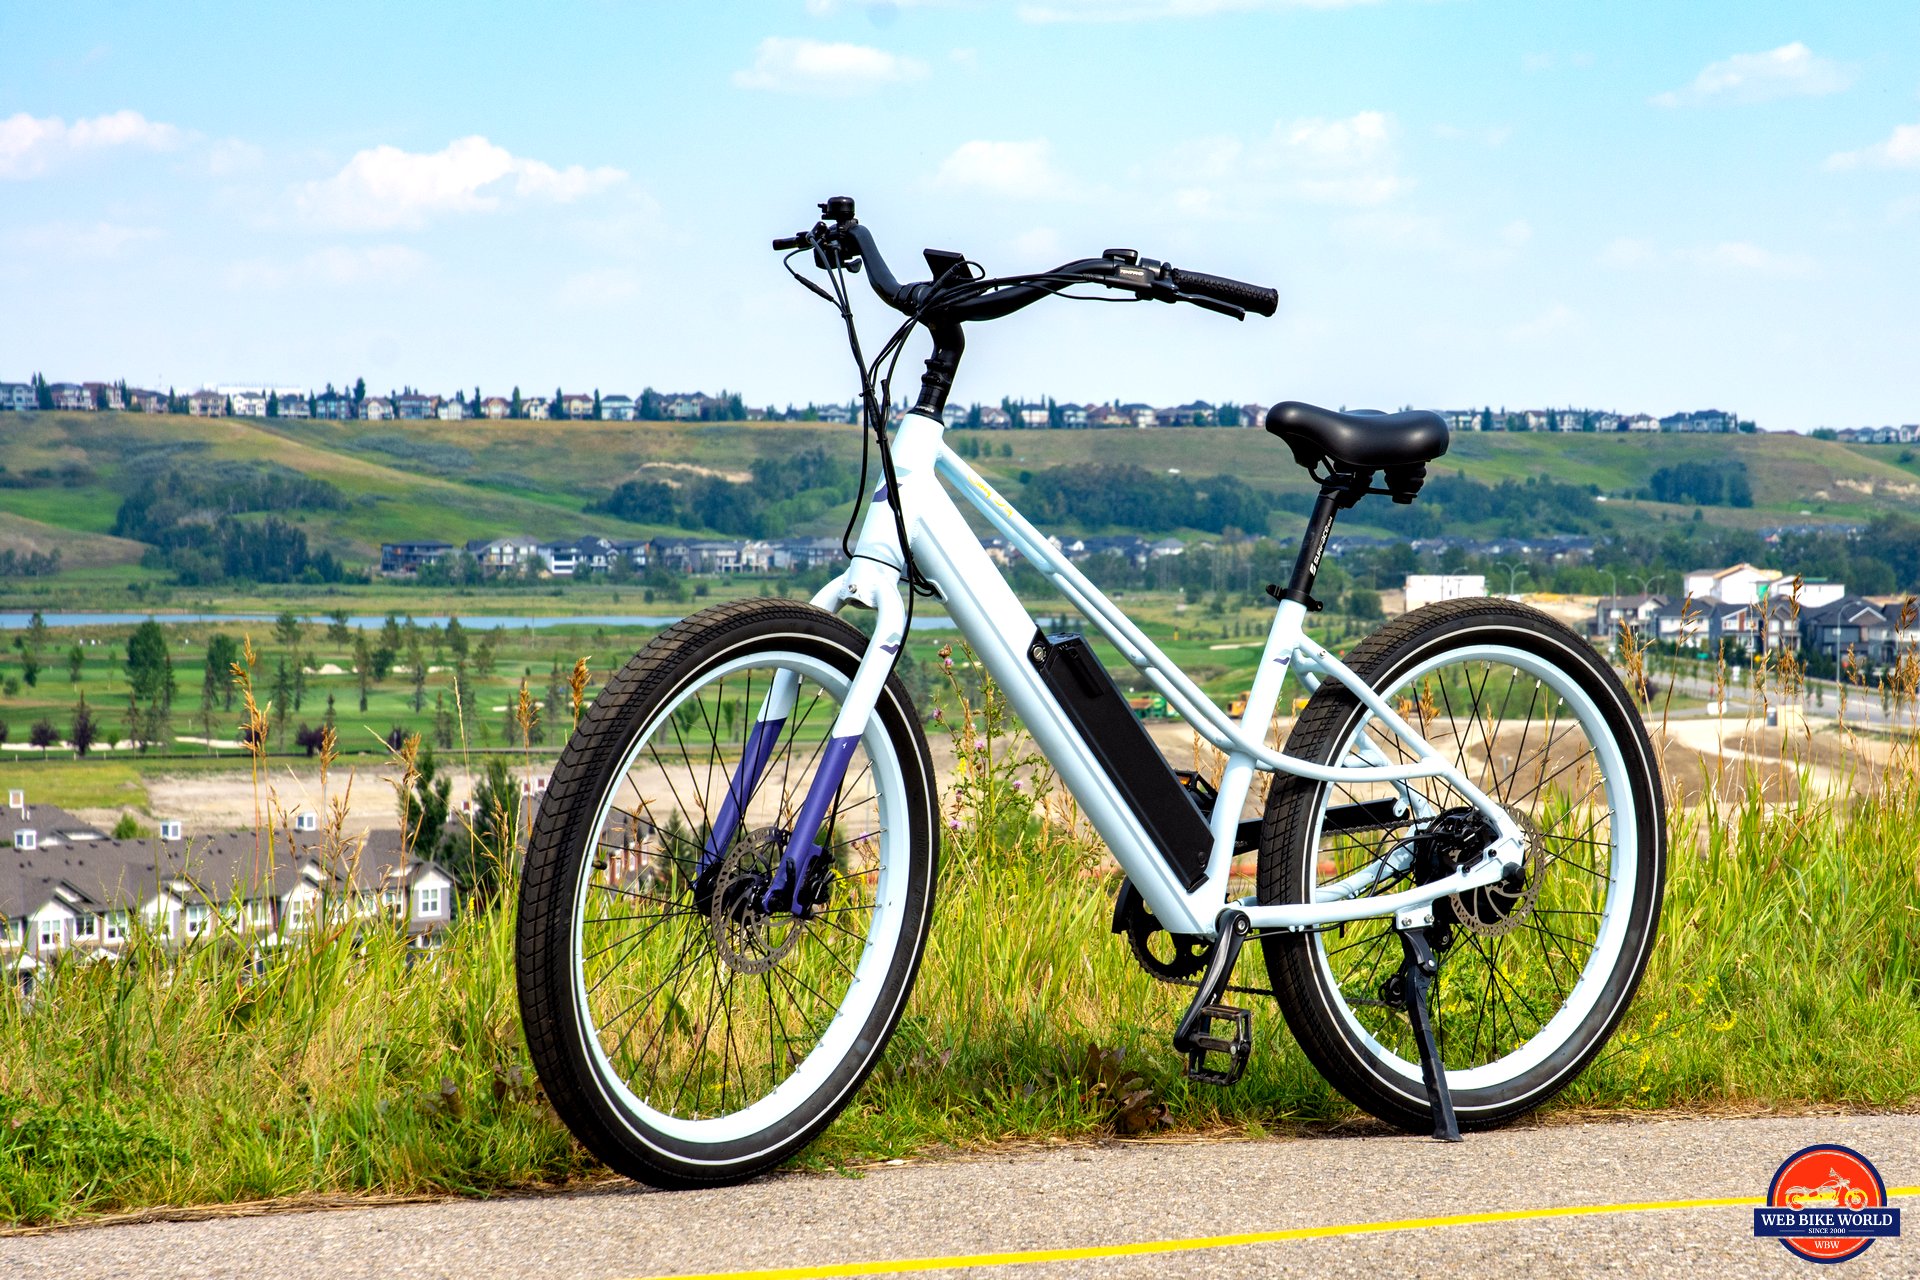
[7,1114,1915,1279]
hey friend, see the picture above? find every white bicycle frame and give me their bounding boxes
[798,410,1527,940]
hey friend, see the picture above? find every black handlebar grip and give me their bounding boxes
[1168,268,1278,318]
[772,233,809,251]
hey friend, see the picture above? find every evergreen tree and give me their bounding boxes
[510,385,523,418]
[126,621,175,711]
[66,644,83,682]
[203,633,240,711]
[70,694,97,758]
[353,633,373,711]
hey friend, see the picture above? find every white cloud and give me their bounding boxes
[1652,42,1851,107]
[1826,122,1920,171]
[1599,237,1657,269]
[8,221,162,258]
[1179,112,1407,209]
[1019,0,1374,21]
[0,109,182,178]
[226,244,427,290]
[1684,241,1819,279]
[557,267,644,307]
[932,139,1072,199]
[732,37,928,95]
[295,136,625,231]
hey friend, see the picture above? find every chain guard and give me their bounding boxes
[1111,879,1212,983]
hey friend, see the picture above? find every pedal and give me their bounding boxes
[1172,908,1253,1087]
[1181,1003,1252,1086]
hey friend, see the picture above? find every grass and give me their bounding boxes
[1,633,1917,1226]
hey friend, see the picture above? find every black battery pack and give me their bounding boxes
[1027,630,1212,890]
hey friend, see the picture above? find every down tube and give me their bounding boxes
[908,497,1215,936]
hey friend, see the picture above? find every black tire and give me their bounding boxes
[516,599,938,1188]
[1260,599,1664,1133]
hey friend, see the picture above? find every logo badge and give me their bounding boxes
[1753,1144,1900,1264]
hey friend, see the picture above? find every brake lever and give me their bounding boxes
[1181,294,1247,321]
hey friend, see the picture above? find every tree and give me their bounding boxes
[445,616,469,661]
[510,385,522,418]
[432,690,454,750]
[267,391,280,417]
[451,756,520,901]
[551,386,565,419]
[126,621,175,710]
[203,633,241,711]
[353,376,366,405]
[0,720,8,750]
[473,631,497,677]
[592,389,602,420]
[293,724,326,757]
[326,609,352,644]
[18,609,47,687]
[69,693,98,759]
[269,656,294,744]
[401,742,453,860]
[66,644,84,682]
[273,610,303,650]
[29,718,57,756]
[408,635,428,712]
[353,633,374,711]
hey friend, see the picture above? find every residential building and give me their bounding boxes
[1405,574,1490,611]
[541,542,579,575]
[1121,403,1158,429]
[126,388,167,414]
[361,397,394,421]
[521,397,550,421]
[978,405,1011,429]
[1442,411,1480,434]
[1057,403,1089,429]
[1016,404,1049,429]
[1683,563,1783,607]
[601,394,636,421]
[379,541,453,575]
[1800,597,1897,667]
[312,389,355,419]
[1623,414,1659,432]
[1661,409,1737,433]
[82,382,125,411]
[0,383,34,411]
[437,395,470,421]
[463,537,541,573]
[276,393,311,419]
[49,382,91,411]
[394,391,438,420]
[480,396,512,420]
[560,393,595,420]
[1085,404,1131,429]
[228,389,268,417]
[188,389,227,417]
[1592,593,1668,638]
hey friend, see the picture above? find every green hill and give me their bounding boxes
[3,411,1915,577]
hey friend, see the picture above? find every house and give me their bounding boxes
[480,397,512,420]
[1589,412,1622,433]
[82,382,125,411]
[393,391,438,420]
[571,536,616,574]
[978,405,1011,429]
[188,389,228,417]
[663,394,703,420]
[1661,409,1737,433]
[49,383,91,411]
[0,383,35,411]
[611,538,651,570]
[941,403,970,429]
[361,397,394,421]
[540,543,579,576]
[1057,403,1089,429]
[1405,574,1490,611]
[379,541,453,575]
[1157,401,1215,427]
[1593,593,1668,638]
[1683,564,1783,607]
[560,393,595,420]
[1085,404,1130,429]
[1800,597,1895,667]
[463,537,541,573]
[1015,404,1049,429]
[521,397,550,421]
[601,394,636,421]
[437,395,470,421]
[816,403,855,425]
[276,393,312,419]
[312,389,355,420]
[1623,414,1659,432]
[228,389,268,417]
[1121,403,1158,429]
[1442,411,1480,433]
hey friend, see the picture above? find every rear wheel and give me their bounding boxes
[1261,600,1664,1132]
[516,600,938,1187]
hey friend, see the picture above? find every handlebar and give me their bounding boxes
[774,196,1276,326]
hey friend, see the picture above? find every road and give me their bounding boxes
[7,1113,1915,1278]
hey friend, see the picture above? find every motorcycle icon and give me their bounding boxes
[1783,1170,1871,1211]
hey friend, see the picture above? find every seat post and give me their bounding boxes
[1273,482,1344,611]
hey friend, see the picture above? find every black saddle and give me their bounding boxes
[1265,401,1449,503]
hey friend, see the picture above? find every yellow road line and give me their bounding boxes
[637,1185,1920,1280]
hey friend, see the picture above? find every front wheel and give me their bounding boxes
[516,600,939,1188]
[1261,599,1665,1133]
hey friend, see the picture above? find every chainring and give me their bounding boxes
[1114,880,1213,983]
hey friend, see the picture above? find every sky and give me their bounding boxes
[2,1,1917,432]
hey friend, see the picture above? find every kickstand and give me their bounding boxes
[1395,928,1462,1143]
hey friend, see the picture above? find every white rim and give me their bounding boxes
[1309,641,1638,1095]
[568,645,912,1147]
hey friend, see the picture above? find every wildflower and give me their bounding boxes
[932,707,944,722]
[949,817,961,832]
[943,657,954,669]
[973,736,986,752]
[1011,778,1025,793]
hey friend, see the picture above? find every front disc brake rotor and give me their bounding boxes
[710,838,804,974]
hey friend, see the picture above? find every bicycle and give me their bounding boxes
[515,196,1667,1188]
